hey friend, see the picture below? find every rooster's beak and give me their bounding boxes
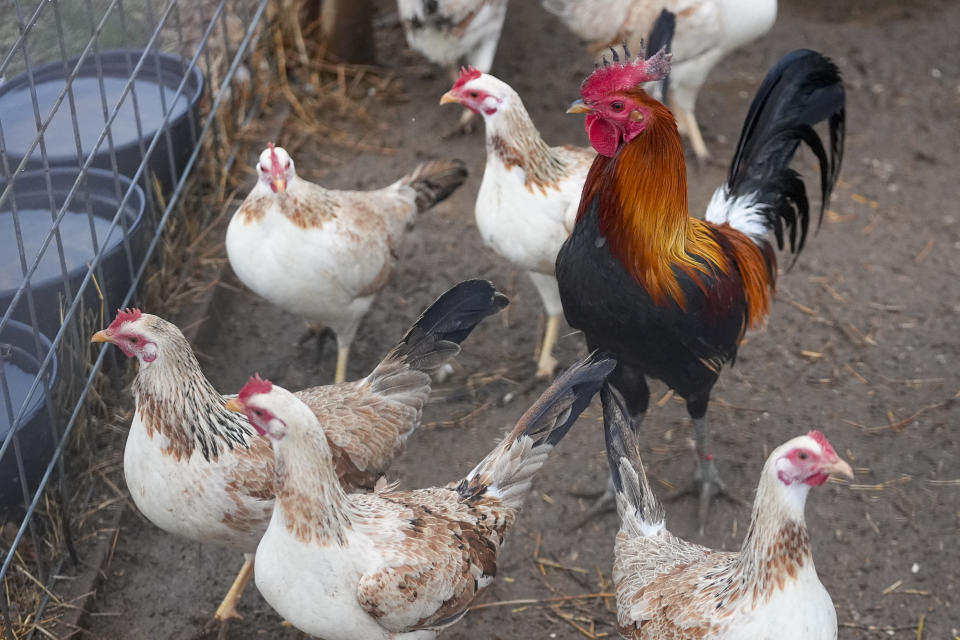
[439,91,460,106]
[823,458,854,480]
[225,398,245,414]
[566,99,592,115]
[271,178,287,194]
[91,330,112,344]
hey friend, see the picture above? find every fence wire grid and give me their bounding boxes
[0,0,269,636]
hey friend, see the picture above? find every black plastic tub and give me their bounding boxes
[0,168,147,338]
[0,49,204,196]
[0,320,59,511]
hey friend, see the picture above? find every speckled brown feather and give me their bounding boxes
[355,487,512,632]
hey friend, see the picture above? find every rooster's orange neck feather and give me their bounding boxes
[580,94,731,308]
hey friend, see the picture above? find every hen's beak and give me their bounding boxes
[566,99,592,114]
[225,398,245,414]
[824,458,854,480]
[271,177,287,194]
[439,91,460,106]
[91,330,112,344]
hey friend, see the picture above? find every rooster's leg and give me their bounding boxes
[535,314,561,378]
[334,345,351,384]
[215,554,254,622]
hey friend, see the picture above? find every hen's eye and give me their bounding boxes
[259,164,267,172]
[470,91,478,99]
[284,160,291,169]
[798,451,808,460]
[254,409,263,417]
[128,337,139,344]
[612,101,624,112]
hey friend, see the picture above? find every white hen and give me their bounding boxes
[441,69,595,376]
[601,385,852,639]
[544,0,777,160]
[227,356,613,639]
[226,144,467,383]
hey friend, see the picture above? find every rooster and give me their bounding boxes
[226,355,613,640]
[90,279,507,624]
[543,0,777,160]
[602,384,852,639]
[226,144,468,383]
[441,68,595,377]
[399,0,509,136]
[558,48,845,530]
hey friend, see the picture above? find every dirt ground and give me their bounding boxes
[82,0,959,638]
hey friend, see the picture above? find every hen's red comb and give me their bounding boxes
[452,66,482,90]
[580,43,671,103]
[108,308,142,332]
[807,430,838,460]
[267,142,281,172]
[238,374,273,403]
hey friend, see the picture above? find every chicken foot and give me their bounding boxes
[214,554,254,622]
[665,415,745,535]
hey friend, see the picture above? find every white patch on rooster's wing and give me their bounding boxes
[704,186,769,242]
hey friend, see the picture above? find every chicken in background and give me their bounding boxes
[543,0,777,161]
[89,280,507,626]
[226,144,467,383]
[226,355,614,640]
[558,48,845,531]
[602,385,853,639]
[399,0,509,136]
[441,68,595,378]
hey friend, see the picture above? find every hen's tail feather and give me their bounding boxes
[706,49,845,257]
[458,355,615,510]
[602,384,665,537]
[646,9,676,101]
[366,280,508,418]
[400,159,469,212]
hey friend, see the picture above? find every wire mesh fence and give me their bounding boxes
[0,0,269,636]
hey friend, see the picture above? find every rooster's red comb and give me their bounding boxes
[107,308,142,332]
[579,42,671,103]
[452,66,482,90]
[807,430,838,460]
[238,374,273,403]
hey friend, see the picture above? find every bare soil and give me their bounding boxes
[82,0,959,638]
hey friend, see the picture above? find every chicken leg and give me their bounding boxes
[536,314,561,378]
[334,345,350,384]
[677,106,710,163]
[215,554,254,621]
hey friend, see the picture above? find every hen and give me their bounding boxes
[602,384,852,639]
[90,279,507,623]
[226,355,614,640]
[226,144,468,383]
[543,0,777,160]
[557,48,845,529]
[441,68,595,377]
[399,0,509,134]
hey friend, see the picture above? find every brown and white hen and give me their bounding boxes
[226,354,613,640]
[90,279,506,624]
[226,144,468,383]
[602,385,852,640]
[441,69,595,377]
